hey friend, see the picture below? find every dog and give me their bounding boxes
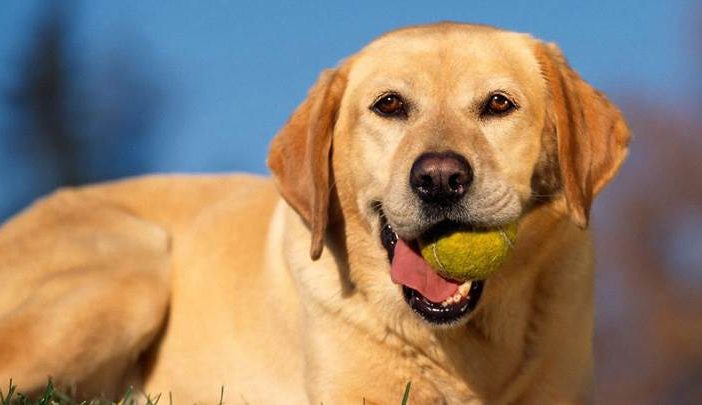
[0,22,629,403]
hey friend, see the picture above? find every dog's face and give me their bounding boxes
[269,23,629,328]
[339,27,546,240]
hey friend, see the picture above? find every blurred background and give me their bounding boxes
[1,0,700,402]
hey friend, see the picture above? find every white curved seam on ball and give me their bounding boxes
[430,237,446,273]
[500,228,514,249]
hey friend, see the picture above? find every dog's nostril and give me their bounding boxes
[448,173,465,192]
[417,174,434,193]
[409,151,472,203]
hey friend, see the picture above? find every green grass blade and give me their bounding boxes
[121,386,133,405]
[36,379,54,405]
[1,379,15,405]
[401,381,411,405]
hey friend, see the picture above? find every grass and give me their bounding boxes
[0,380,221,405]
[2,379,411,404]
[401,382,411,405]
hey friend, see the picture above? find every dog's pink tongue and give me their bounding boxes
[390,239,459,303]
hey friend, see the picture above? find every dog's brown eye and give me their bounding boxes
[485,94,515,115]
[372,94,406,117]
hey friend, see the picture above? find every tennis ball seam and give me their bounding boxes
[499,229,514,249]
[430,238,447,274]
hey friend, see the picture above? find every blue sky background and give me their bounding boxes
[0,1,698,192]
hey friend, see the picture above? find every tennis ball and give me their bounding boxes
[418,223,518,281]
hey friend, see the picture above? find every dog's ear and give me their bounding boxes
[536,43,630,227]
[267,68,347,260]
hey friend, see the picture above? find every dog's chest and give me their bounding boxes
[392,346,486,404]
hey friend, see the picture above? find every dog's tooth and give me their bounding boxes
[441,300,450,307]
[458,282,471,296]
[453,293,462,302]
[446,296,455,304]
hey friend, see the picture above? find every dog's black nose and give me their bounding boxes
[409,151,472,204]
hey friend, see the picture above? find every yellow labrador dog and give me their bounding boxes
[0,23,629,403]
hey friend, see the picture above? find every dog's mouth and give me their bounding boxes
[379,216,485,326]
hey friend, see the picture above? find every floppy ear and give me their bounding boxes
[267,68,347,260]
[536,43,630,227]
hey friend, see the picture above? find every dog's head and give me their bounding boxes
[268,23,629,327]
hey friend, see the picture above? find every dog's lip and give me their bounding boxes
[402,281,484,325]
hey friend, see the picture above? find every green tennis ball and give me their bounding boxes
[418,223,518,281]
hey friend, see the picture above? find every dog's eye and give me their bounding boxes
[483,94,516,116]
[372,94,406,117]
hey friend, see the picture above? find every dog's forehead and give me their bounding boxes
[346,24,543,96]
